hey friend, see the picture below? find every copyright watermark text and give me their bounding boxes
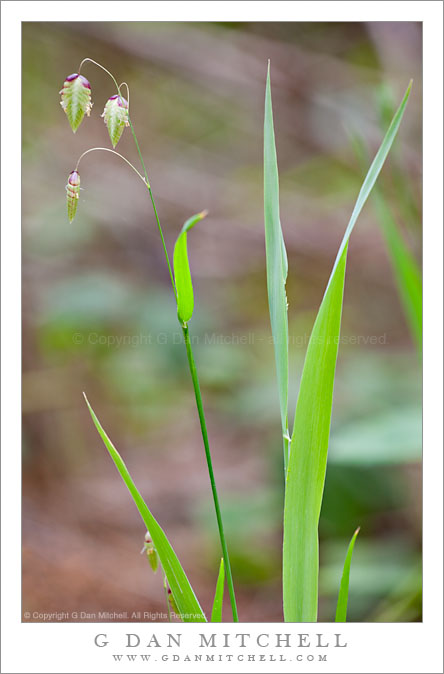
[71,331,388,349]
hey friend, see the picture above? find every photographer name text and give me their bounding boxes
[94,632,347,663]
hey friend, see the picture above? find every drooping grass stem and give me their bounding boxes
[75,147,146,183]
[182,325,238,622]
[79,57,177,298]
[126,115,178,302]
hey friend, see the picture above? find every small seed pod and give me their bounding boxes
[60,73,92,133]
[147,546,159,573]
[66,170,81,223]
[101,95,129,148]
[140,531,159,573]
[167,587,179,616]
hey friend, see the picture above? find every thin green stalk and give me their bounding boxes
[128,113,238,621]
[129,103,237,621]
[79,57,237,622]
[126,92,238,622]
[127,115,178,301]
[162,571,173,623]
[182,325,238,622]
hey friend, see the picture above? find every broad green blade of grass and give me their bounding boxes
[351,135,422,351]
[264,63,289,470]
[211,558,225,622]
[335,527,360,622]
[84,394,207,622]
[173,211,207,324]
[283,81,412,622]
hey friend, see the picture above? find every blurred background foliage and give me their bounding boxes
[22,21,422,622]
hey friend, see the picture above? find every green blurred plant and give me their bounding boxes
[349,132,422,354]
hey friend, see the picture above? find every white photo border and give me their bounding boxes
[2,2,442,673]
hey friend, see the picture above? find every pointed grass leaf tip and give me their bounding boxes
[101,94,129,148]
[66,170,81,223]
[335,527,360,622]
[60,73,92,133]
[211,558,225,622]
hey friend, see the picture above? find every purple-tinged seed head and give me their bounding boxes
[78,75,91,89]
[68,170,80,186]
[64,73,91,89]
[108,94,128,108]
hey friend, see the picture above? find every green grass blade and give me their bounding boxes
[283,245,348,621]
[84,394,207,622]
[335,527,360,622]
[210,558,225,622]
[264,63,289,470]
[283,81,412,622]
[351,135,422,351]
[173,211,207,324]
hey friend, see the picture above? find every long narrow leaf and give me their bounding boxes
[173,211,207,324]
[335,527,360,622]
[84,394,207,622]
[283,81,412,622]
[264,63,289,470]
[351,135,422,351]
[211,558,225,622]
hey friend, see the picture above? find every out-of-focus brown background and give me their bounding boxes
[22,22,422,622]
